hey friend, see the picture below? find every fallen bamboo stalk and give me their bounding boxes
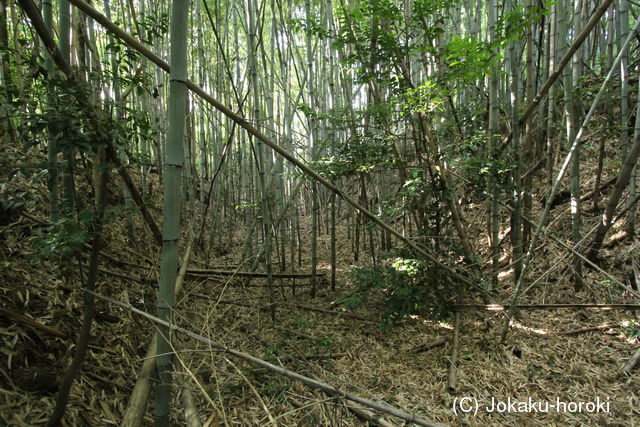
[455,304,640,311]
[285,303,371,322]
[91,291,444,427]
[121,239,193,427]
[277,353,349,364]
[208,282,312,288]
[96,266,155,283]
[557,323,616,336]
[193,296,372,322]
[187,269,324,279]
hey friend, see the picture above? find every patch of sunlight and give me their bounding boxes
[499,226,511,240]
[510,320,549,335]
[438,321,454,330]
[498,268,514,279]
[609,230,627,242]
[392,258,419,274]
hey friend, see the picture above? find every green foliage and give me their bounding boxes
[309,130,396,179]
[400,168,427,199]
[34,212,92,258]
[339,253,458,329]
[401,81,445,114]
[442,37,493,88]
[625,320,640,341]
[137,13,169,45]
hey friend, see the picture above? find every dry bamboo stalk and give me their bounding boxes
[0,308,67,338]
[0,308,114,354]
[179,374,202,427]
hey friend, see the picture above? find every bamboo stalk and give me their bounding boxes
[122,239,193,427]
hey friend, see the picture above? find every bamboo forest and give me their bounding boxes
[2,0,640,424]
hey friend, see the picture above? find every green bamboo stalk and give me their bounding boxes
[154,0,188,423]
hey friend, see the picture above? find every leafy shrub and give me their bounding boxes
[339,255,458,329]
[625,320,640,341]
[33,211,92,258]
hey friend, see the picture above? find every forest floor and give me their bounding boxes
[1,160,639,426]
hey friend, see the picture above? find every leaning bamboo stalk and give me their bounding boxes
[64,0,474,289]
[122,239,193,427]
[90,290,444,427]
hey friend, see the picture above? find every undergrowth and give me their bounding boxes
[339,253,459,329]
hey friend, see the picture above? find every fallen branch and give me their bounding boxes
[0,307,66,338]
[556,323,616,336]
[0,308,116,353]
[187,269,324,279]
[409,338,448,354]
[92,291,444,427]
